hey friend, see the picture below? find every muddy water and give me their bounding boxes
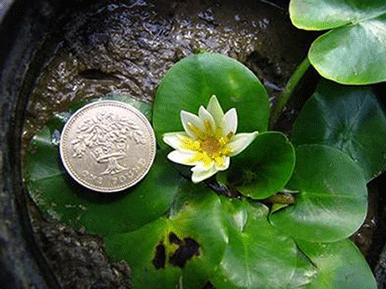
[23,0,311,145]
[21,0,334,288]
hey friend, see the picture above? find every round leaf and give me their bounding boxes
[309,15,386,85]
[290,0,386,30]
[290,0,386,84]
[292,80,386,182]
[153,53,269,147]
[25,97,181,235]
[297,239,377,289]
[211,199,298,289]
[104,183,228,289]
[225,131,296,199]
[270,144,368,242]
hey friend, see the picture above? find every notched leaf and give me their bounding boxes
[225,131,296,200]
[152,242,166,270]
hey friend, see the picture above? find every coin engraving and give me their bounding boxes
[71,110,146,175]
[60,101,156,193]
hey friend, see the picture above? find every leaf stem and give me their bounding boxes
[270,57,311,126]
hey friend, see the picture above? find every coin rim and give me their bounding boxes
[59,100,156,193]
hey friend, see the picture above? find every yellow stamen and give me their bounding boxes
[182,123,234,165]
[187,122,206,139]
[182,131,233,164]
[219,132,234,146]
[189,152,212,167]
[201,137,221,157]
[204,120,214,135]
[180,137,200,150]
[220,146,233,156]
[214,156,225,167]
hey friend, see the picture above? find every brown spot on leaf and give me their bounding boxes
[169,232,183,246]
[152,233,201,270]
[169,236,200,268]
[152,242,166,269]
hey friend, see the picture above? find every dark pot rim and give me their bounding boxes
[1,1,385,288]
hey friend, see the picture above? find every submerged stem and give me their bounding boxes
[270,57,311,126]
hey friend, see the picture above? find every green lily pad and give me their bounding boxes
[225,131,296,199]
[270,144,368,242]
[287,247,317,288]
[104,182,227,289]
[211,198,298,289]
[297,239,377,289]
[25,96,181,235]
[290,0,386,30]
[153,53,270,147]
[290,0,386,84]
[292,80,386,182]
[105,217,182,289]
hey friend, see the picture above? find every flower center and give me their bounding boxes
[201,137,221,157]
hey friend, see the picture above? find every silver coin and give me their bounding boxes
[60,100,156,193]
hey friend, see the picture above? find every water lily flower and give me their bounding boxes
[163,95,258,183]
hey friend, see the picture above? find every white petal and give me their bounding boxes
[198,106,216,133]
[191,164,210,171]
[214,156,230,171]
[221,108,238,137]
[180,110,205,139]
[191,164,218,183]
[227,132,258,156]
[167,150,196,166]
[206,95,224,127]
[191,159,213,171]
[163,132,190,151]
